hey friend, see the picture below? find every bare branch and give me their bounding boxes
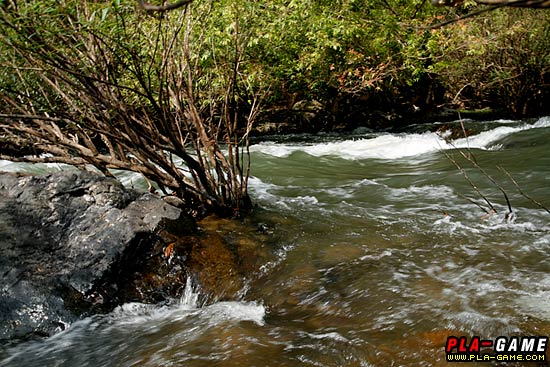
[0,0,261,217]
[442,148,498,214]
[498,166,550,214]
[452,145,513,214]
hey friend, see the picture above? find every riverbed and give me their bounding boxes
[1,117,549,366]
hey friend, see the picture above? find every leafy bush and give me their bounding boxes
[427,8,550,116]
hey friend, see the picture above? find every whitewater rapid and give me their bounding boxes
[249,116,550,160]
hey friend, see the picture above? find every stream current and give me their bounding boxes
[1,117,550,366]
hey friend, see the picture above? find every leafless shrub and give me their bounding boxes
[0,1,261,217]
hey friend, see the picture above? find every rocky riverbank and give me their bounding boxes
[0,171,270,343]
[252,100,511,136]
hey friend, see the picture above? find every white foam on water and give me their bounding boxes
[250,133,448,159]
[287,195,319,205]
[203,301,266,326]
[0,317,96,365]
[249,142,302,158]
[317,187,355,199]
[0,160,71,173]
[303,331,349,343]
[248,176,323,210]
[444,311,519,337]
[388,184,455,200]
[1,300,265,366]
[509,271,550,321]
[1,280,265,366]
[103,280,265,328]
[516,292,550,320]
[105,280,201,326]
[247,176,288,205]
[353,178,383,187]
[250,117,550,160]
[533,234,550,247]
[493,119,521,124]
[259,243,296,277]
[453,118,547,148]
[360,250,393,261]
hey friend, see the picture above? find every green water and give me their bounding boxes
[2,117,550,366]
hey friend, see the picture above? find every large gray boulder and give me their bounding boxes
[0,171,194,341]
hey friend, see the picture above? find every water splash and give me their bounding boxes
[180,277,200,307]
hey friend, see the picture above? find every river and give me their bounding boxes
[1,117,549,366]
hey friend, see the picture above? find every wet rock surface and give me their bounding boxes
[0,171,194,341]
[159,215,275,305]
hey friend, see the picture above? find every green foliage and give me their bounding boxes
[2,0,547,140]
[427,8,550,115]
[215,0,447,109]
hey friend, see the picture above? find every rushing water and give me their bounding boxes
[1,117,550,366]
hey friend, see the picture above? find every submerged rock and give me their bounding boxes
[0,171,195,341]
